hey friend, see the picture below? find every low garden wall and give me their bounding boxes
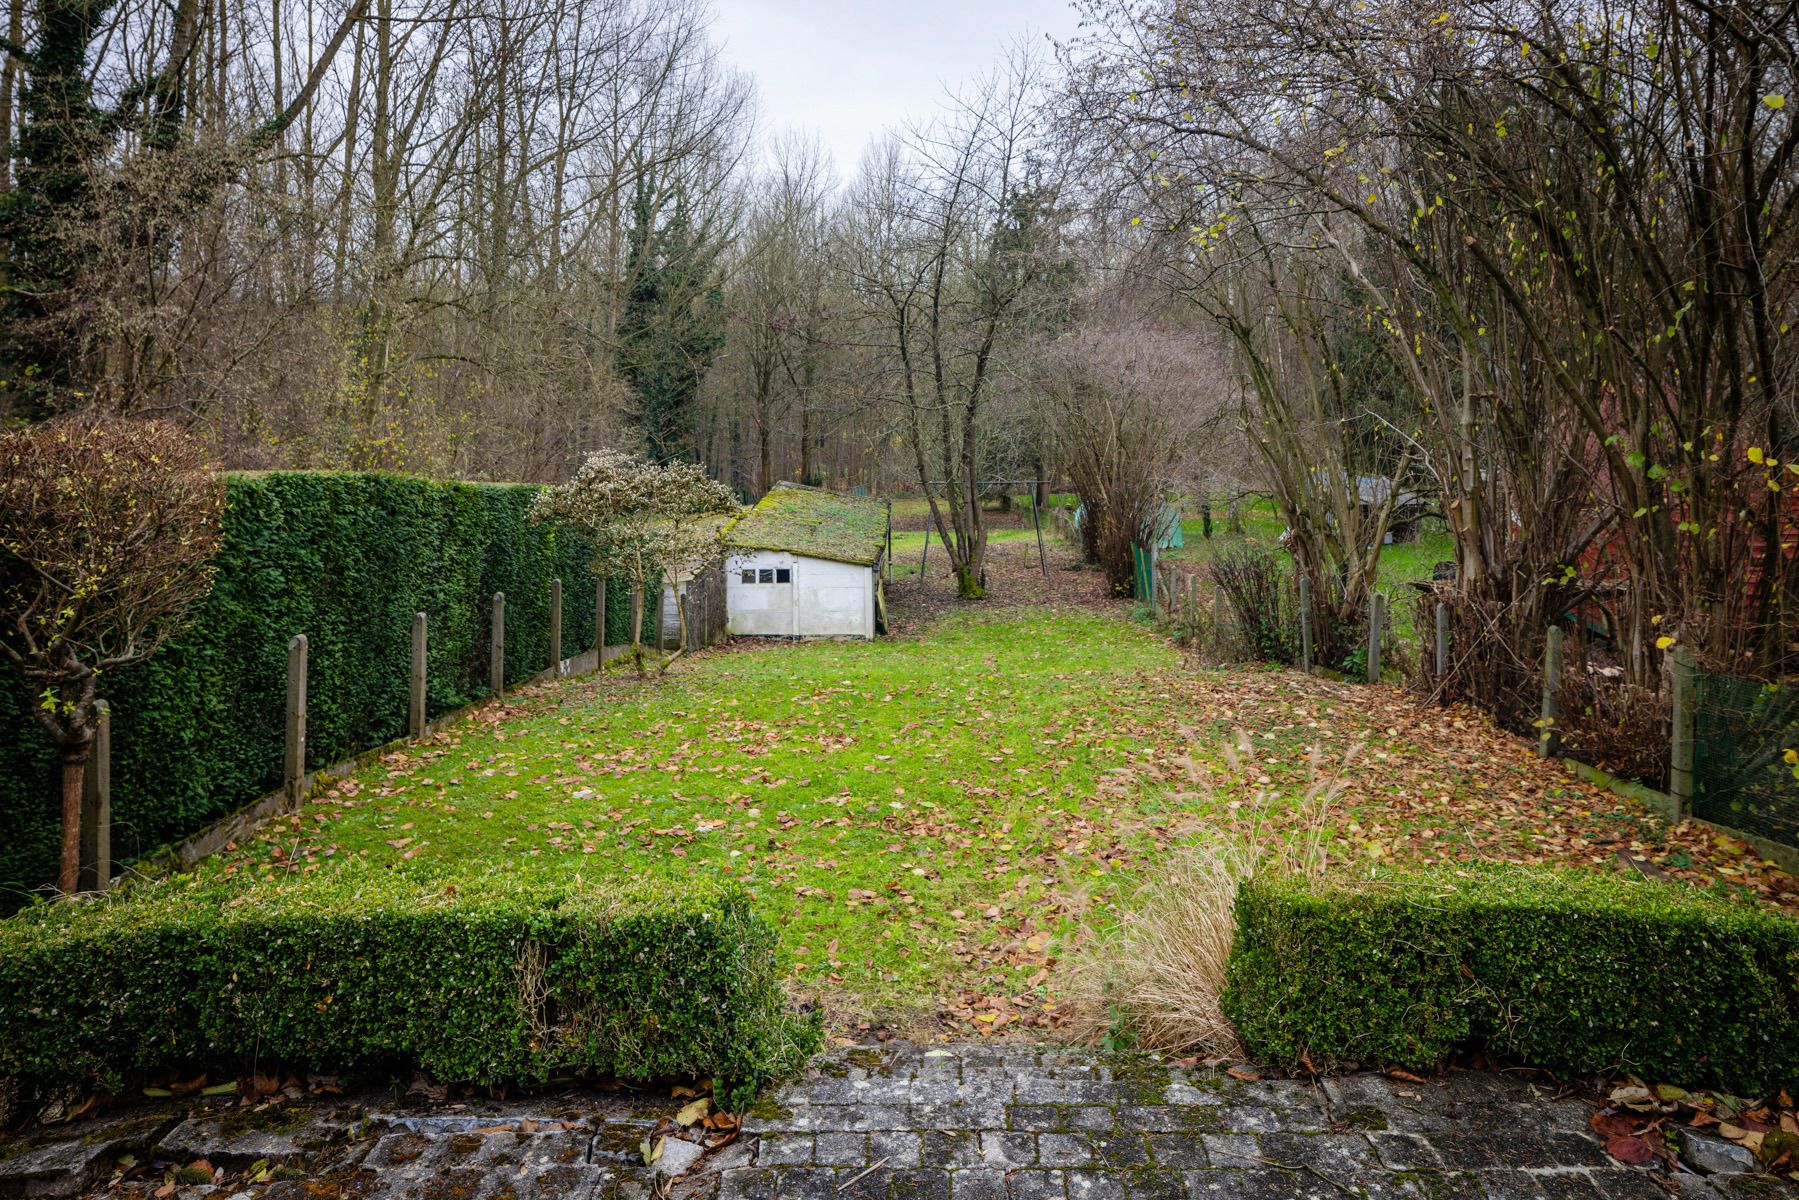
[0,471,646,901]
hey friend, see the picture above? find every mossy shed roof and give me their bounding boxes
[723,482,888,566]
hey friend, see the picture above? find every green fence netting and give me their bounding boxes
[1692,667,1799,850]
[1131,544,1153,602]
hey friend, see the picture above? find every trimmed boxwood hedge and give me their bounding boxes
[0,864,815,1107]
[0,471,654,902]
[1222,867,1799,1096]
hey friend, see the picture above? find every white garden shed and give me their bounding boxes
[722,482,888,639]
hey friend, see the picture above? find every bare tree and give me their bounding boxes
[1030,302,1232,593]
[843,50,1068,598]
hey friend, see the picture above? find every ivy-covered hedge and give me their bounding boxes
[0,471,650,900]
[0,865,816,1107]
[1223,867,1799,1096]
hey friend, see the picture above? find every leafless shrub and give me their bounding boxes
[1029,306,1234,594]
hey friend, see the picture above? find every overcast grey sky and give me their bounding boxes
[711,0,1083,183]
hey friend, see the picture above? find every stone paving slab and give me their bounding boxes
[1,1045,1793,1199]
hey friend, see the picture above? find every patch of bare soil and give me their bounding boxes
[884,539,1127,634]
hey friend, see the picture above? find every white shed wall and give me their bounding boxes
[726,551,874,639]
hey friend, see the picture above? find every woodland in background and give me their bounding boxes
[1063,0,1799,768]
[2,0,1793,679]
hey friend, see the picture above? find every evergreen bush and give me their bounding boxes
[1224,866,1799,1095]
[0,864,814,1108]
[0,472,651,900]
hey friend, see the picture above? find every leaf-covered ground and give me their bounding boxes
[211,543,1799,1038]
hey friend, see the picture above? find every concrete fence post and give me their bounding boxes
[285,634,308,805]
[1298,575,1314,674]
[1366,592,1386,683]
[1670,645,1696,820]
[1538,626,1563,758]
[490,592,506,696]
[79,698,111,892]
[409,612,427,739]
[550,577,563,674]
[1435,603,1450,678]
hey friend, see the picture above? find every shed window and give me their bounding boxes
[741,570,756,584]
[776,568,792,583]
[759,568,775,583]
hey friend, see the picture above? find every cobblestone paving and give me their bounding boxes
[703,1046,1790,1200]
[4,1045,1791,1200]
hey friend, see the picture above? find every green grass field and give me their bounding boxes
[207,600,1794,1035]
[218,612,1179,1027]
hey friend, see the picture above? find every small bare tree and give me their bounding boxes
[0,420,224,895]
[531,448,738,676]
[1031,306,1232,593]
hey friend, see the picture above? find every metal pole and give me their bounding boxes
[285,634,308,805]
[1030,484,1049,584]
[490,592,506,696]
[409,612,427,738]
[1366,592,1385,684]
[1538,625,1563,757]
[1298,576,1314,674]
[1670,645,1696,820]
[550,577,563,675]
[1434,603,1450,678]
[80,699,110,892]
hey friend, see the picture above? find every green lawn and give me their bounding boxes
[207,602,1798,1035]
[218,611,1181,1029]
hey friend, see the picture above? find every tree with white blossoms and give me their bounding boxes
[532,449,738,676]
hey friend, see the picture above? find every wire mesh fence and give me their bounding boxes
[1692,667,1799,851]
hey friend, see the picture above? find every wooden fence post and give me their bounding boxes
[490,592,506,696]
[598,575,610,654]
[1669,645,1696,820]
[79,698,110,892]
[550,577,563,674]
[1147,545,1159,612]
[1434,603,1450,678]
[1538,626,1563,757]
[409,613,427,739]
[1298,575,1314,674]
[285,634,307,805]
[1366,592,1385,683]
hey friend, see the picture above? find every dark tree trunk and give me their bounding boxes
[59,751,85,895]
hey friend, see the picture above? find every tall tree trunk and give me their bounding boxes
[629,581,646,676]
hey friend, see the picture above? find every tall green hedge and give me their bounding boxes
[0,864,816,1107]
[0,471,651,902]
[1223,867,1799,1096]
